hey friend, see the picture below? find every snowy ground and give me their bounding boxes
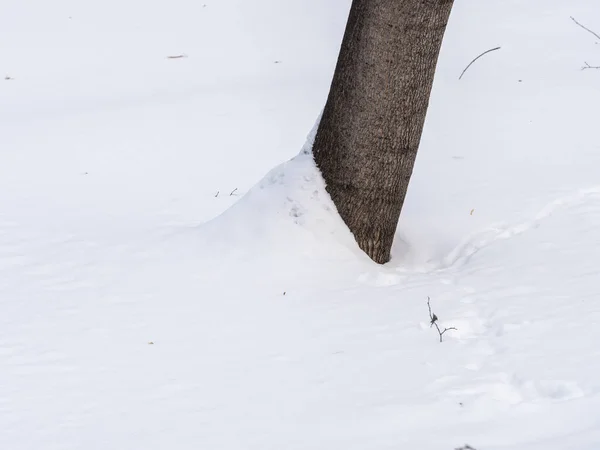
[2,0,600,449]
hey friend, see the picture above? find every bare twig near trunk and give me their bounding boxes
[312,0,454,264]
[459,47,501,80]
[427,297,457,343]
[570,16,600,41]
[582,62,600,70]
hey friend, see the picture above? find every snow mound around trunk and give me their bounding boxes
[201,117,364,262]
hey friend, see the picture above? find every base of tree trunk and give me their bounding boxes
[312,0,454,264]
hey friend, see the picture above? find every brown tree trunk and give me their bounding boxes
[312,0,454,264]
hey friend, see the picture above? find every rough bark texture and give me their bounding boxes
[312,0,454,264]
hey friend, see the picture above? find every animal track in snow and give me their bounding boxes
[448,373,585,407]
[440,186,600,270]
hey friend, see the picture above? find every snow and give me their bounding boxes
[2,0,600,449]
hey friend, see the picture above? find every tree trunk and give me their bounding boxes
[312,0,454,264]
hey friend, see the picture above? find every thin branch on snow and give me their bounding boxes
[570,16,600,41]
[427,297,457,343]
[230,188,238,196]
[455,446,477,450]
[459,47,501,80]
[427,297,438,327]
[582,61,600,70]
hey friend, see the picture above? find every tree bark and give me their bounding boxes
[312,0,454,264]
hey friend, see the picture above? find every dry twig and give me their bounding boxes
[570,16,600,41]
[582,61,600,70]
[427,297,457,343]
[459,47,501,80]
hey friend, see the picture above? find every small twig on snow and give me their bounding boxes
[459,46,501,80]
[570,16,600,41]
[230,188,238,196]
[166,54,188,59]
[427,297,438,327]
[455,446,477,450]
[582,61,600,70]
[427,297,457,343]
[214,191,220,197]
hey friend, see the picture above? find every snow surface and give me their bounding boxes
[2,0,600,449]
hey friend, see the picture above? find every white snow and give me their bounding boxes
[2,0,600,449]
